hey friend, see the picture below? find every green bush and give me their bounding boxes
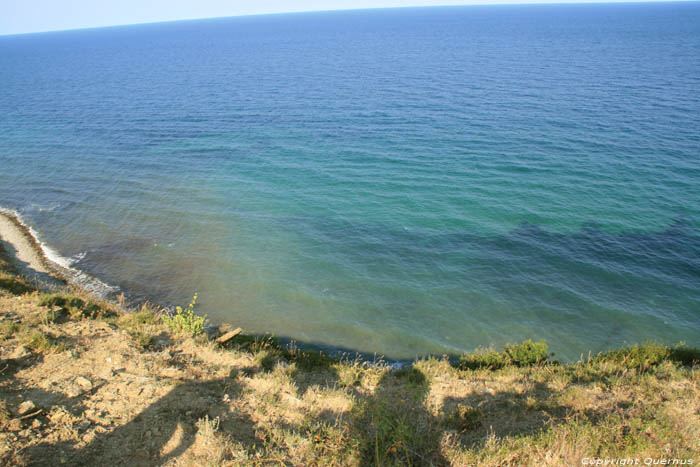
[0,321,21,339]
[593,342,700,369]
[163,294,206,336]
[113,309,161,348]
[21,330,69,353]
[459,348,509,370]
[505,339,549,366]
[669,345,700,366]
[0,275,35,295]
[459,339,549,370]
[38,294,69,308]
[38,293,112,320]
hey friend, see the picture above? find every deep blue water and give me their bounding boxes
[1,3,699,360]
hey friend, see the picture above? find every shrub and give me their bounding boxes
[163,294,206,336]
[459,339,549,370]
[668,345,700,366]
[459,348,509,370]
[0,321,21,340]
[0,275,35,295]
[505,339,549,366]
[338,364,364,387]
[593,342,700,369]
[115,307,162,348]
[38,293,112,320]
[21,330,69,353]
[38,294,69,308]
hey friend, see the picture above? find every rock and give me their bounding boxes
[77,421,91,433]
[75,376,92,390]
[153,336,171,348]
[10,345,29,359]
[18,400,36,416]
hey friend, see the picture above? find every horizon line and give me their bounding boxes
[1,0,697,37]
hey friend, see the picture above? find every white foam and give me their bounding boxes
[0,205,120,298]
[72,251,87,262]
[3,208,76,268]
[28,202,61,213]
[27,225,75,268]
[0,206,19,217]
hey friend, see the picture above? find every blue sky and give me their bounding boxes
[0,0,684,35]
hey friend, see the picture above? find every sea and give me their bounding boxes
[1,2,699,361]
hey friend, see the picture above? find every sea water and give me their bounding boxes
[1,3,699,360]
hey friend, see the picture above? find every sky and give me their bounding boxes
[0,0,687,35]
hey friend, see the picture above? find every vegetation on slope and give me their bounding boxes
[0,244,699,465]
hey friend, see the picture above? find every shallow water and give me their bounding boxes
[1,3,699,360]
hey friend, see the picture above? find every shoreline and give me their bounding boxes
[0,209,404,365]
[1,209,699,464]
[0,210,66,290]
[1,208,696,366]
[0,209,118,299]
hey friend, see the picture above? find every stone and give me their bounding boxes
[10,345,29,359]
[75,376,92,390]
[18,400,36,416]
[77,421,91,433]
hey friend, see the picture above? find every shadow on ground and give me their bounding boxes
[2,348,650,466]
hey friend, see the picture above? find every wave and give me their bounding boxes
[0,206,120,298]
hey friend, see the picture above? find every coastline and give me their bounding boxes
[0,209,401,365]
[0,209,389,363]
[0,209,699,464]
[2,208,698,366]
[0,209,118,299]
[0,210,65,289]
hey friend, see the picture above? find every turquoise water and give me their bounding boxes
[1,3,699,360]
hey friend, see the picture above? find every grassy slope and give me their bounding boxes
[0,244,699,466]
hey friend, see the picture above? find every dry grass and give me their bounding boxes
[0,251,699,465]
